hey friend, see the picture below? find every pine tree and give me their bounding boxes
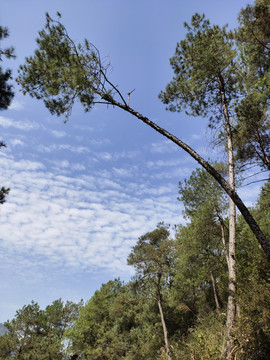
[127,225,176,359]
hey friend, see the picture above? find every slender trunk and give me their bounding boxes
[216,208,229,267]
[210,271,221,314]
[99,91,270,261]
[157,274,171,359]
[157,296,171,359]
[220,77,237,360]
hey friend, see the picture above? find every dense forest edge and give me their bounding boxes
[1,0,270,359]
[0,179,269,359]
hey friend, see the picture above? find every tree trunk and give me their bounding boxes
[226,197,236,360]
[220,77,237,360]
[157,274,171,359]
[157,295,171,359]
[101,93,270,262]
[216,208,229,266]
[210,271,221,314]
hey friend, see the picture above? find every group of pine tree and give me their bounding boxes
[1,0,270,359]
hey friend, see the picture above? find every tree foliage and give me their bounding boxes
[17,12,117,120]
[0,299,80,360]
[0,25,15,110]
[234,0,270,171]
[127,226,175,292]
[0,25,15,205]
[159,13,239,127]
[127,225,175,358]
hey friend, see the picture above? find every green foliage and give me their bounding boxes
[176,166,228,309]
[234,93,270,171]
[233,0,270,171]
[160,5,270,172]
[127,225,175,293]
[0,25,15,205]
[178,165,227,219]
[0,186,10,205]
[67,279,165,359]
[159,13,239,127]
[256,180,270,238]
[0,299,80,360]
[17,13,112,120]
[174,210,227,313]
[237,0,270,95]
[0,25,15,111]
[231,180,270,359]
[173,313,226,359]
[234,275,270,359]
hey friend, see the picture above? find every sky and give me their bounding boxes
[0,0,260,322]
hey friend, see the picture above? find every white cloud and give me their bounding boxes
[37,143,91,154]
[190,133,203,140]
[10,139,24,147]
[51,130,67,138]
[0,153,183,279]
[71,163,86,171]
[146,157,192,169]
[113,166,137,177]
[0,116,39,131]
[8,100,24,111]
[97,152,112,160]
[150,139,177,154]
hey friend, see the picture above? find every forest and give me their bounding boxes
[0,0,270,359]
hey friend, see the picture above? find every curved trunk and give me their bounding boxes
[101,92,270,262]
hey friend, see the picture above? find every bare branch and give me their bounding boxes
[239,178,269,188]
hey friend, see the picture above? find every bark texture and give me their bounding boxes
[219,74,237,359]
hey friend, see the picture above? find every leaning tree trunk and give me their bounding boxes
[100,92,270,262]
[157,274,171,359]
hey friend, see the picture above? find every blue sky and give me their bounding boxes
[0,0,258,322]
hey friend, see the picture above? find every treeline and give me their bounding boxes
[1,174,269,359]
